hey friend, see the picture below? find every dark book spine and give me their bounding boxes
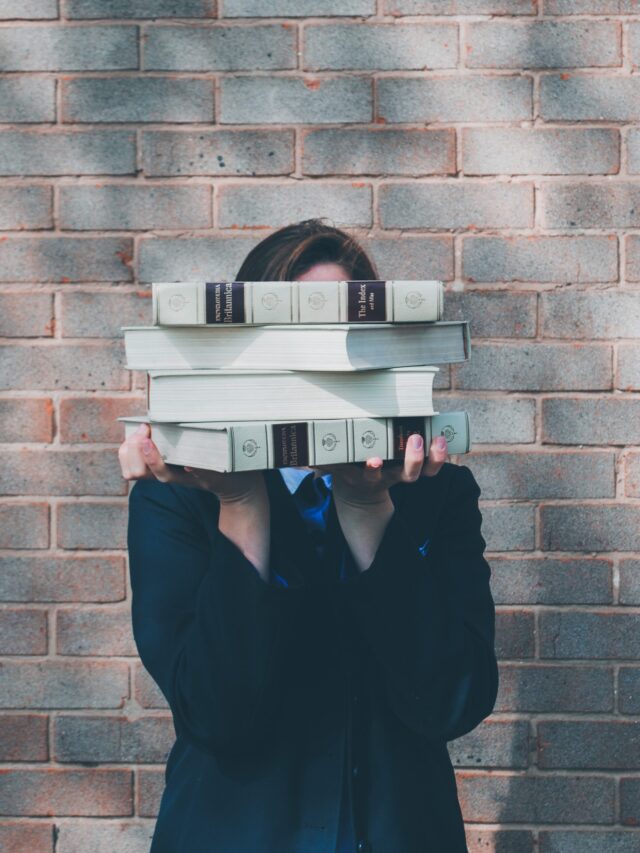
[391,417,427,460]
[205,281,246,323]
[272,422,310,467]
[346,280,387,322]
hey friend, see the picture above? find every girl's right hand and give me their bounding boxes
[118,422,265,504]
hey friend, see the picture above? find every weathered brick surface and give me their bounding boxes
[59,185,211,230]
[61,77,214,123]
[1,6,637,846]
[0,555,126,602]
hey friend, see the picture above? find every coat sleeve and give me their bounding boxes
[340,464,499,743]
[127,477,305,759]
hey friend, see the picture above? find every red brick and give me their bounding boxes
[133,661,168,709]
[137,769,165,818]
[0,714,48,761]
[0,342,129,391]
[0,823,54,853]
[59,395,145,443]
[56,501,128,550]
[0,608,47,654]
[0,769,133,816]
[0,398,53,442]
[0,555,125,603]
[0,293,53,337]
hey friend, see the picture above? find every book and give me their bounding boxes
[145,366,439,423]
[152,279,444,325]
[119,411,470,472]
[122,321,469,372]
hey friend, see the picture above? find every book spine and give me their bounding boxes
[153,280,443,324]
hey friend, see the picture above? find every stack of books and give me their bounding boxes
[118,280,472,472]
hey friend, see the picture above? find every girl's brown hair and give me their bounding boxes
[234,218,379,281]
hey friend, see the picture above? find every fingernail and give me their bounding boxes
[142,438,153,454]
[136,423,146,434]
[436,436,448,450]
[409,433,423,451]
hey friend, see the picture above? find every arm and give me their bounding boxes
[340,464,499,742]
[127,478,304,759]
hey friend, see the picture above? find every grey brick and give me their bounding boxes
[304,23,457,71]
[53,823,156,853]
[454,343,612,391]
[0,237,133,281]
[303,129,454,177]
[220,76,372,124]
[144,24,295,71]
[443,291,537,339]
[541,610,640,659]
[620,559,640,606]
[57,607,136,655]
[0,504,49,549]
[542,397,640,446]
[0,556,125,603]
[457,774,614,824]
[542,182,640,228]
[54,715,173,763]
[360,235,453,280]
[59,185,211,230]
[0,0,58,18]
[491,558,612,605]
[0,25,138,71]
[437,394,536,444]
[0,78,55,122]
[620,779,640,827]
[463,128,619,175]
[385,1,535,11]
[618,344,640,390]
[138,770,165,816]
[380,181,533,230]
[495,664,614,713]
[0,609,47,655]
[539,831,640,853]
[0,397,53,439]
[541,75,640,121]
[625,454,640,499]
[542,505,640,552]
[466,21,621,69]
[0,342,129,391]
[57,501,128,549]
[541,291,640,340]
[142,129,294,176]
[139,235,260,281]
[0,292,55,338]
[547,0,640,10]
[61,77,213,123]
[447,720,530,769]
[377,75,532,123]
[538,721,640,770]
[462,236,617,283]
[0,130,136,176]
[0,186,52,230]
[60,291,152,337]
[619,668,640,713]
[0,660,128,708]
[0,768,132,816]
[0,448,126,497]
[134,662,168,709]
[225,0,375,14]
[68,0,216,17]
[218,183,372,229]
[495,610,535,659]
[463,451,615,500]
[626,128,640,173]
[481,504,535,552]
[624,234,640,281]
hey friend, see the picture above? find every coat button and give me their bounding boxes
[356,841,369,852]
[352,764,359,777]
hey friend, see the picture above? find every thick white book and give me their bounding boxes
[145,366,439,423]
[119,411,470,472]
[152,280,444,325]
[123,321,469,372]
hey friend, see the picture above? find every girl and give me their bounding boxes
[119,219,499,853]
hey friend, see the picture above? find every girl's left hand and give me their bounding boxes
[312,433,449,507]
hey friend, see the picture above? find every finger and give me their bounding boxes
[140,436,175,482]
[422,435,449,477]
[403,433,426,482]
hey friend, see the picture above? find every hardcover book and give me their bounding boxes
[145,366,439,423]
[152,279,444,325]
[119,411,470,472]
[122,321,469,372]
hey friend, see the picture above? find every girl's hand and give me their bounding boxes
[313,433,449,507]
[118,422,264,504]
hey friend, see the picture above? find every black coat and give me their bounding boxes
[127,461,499,853]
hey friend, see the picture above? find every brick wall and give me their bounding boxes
[0,1,638,851]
